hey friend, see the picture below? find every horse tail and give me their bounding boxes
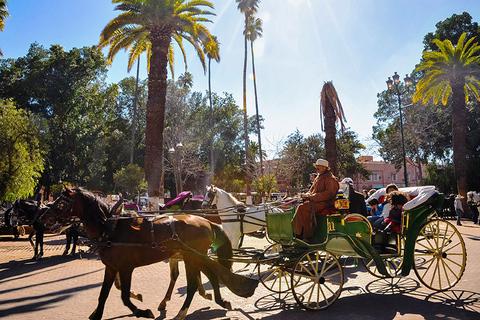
[210,223,233,270]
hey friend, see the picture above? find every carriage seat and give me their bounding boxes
[403,186,437,211]
[316,207,337,215]
[163,191,192,208]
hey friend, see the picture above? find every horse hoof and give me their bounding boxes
[173,309,188,320]
[62,250,68,256]
[133,308,154,318]
[225,301,232,311]
[202,293,213,301]
[158,301,166,311]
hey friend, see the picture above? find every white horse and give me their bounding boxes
[201,185,283,249]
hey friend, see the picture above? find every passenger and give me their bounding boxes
[379,190,409,233]
[341,178,368,217]
[367,183,398,230]
[367,197,383,216]
[292,158,339,239]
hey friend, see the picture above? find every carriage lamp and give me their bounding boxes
[386,72,412,187]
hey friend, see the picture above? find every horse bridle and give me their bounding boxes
[203,186,218,208]
[43,192,76,227]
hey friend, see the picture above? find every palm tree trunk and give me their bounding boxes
[145,35,170,209]
[251,41,263,177]
[451,81,468,204]
[130,56,140,164]
[243,16,251,204]
[324,101,337,175]
[208,58,215,184]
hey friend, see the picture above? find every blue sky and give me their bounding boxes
[2,0,480,159]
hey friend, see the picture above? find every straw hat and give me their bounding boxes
[313,158,329,167]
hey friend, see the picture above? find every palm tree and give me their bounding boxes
[99,0,215,208]
[203,36,220,184]
[320,81,346,176]
[0,0,11,56]
[245,16,264,176]
[413,32,480,200]
[237,0,260,204]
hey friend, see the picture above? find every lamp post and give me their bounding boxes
[168,142,183,195]
[386,72,412,187]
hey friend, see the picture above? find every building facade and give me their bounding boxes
[353,156,425,192]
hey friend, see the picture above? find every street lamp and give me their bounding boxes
[386,72,412,187]
[168,142,184,195]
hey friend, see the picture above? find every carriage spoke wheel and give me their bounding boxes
[258,244,292,293]
[291,249,343,310]
[362,236,405,278]
[413,219,466,291]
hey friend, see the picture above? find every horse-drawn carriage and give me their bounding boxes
[40,184,466,319]
[253,185,466,309]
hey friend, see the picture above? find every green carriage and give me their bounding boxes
[258,186,467,310]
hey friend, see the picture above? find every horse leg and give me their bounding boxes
[118,270,154,318]
[197,274,212,301]
[114,273,143,302]
[158,258,180,310]
[89,266,117,320]
[71,229,78,255]
[173,260,200,320]
[36,228,44,260]
[28,231,36,258]
[63,229,71,255]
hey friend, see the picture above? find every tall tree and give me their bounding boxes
[98,0,216,208]
[203,36,220,183]
[413,33,480,201]
[320,81,346,176]
[245,15,264,175]
[0,0,9,56]
[237,0,259,204]
[0,100,44,201]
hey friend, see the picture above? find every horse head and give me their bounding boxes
[202,185,218,208]
[41,187,112,239]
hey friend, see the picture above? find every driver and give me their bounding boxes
[292,159,339,239]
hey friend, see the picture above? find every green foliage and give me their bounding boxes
[423,12,480,51]
[0,100,44,201]
[251,174,278,200]
[113,164,147,199]
[423,163,456,195]
[336,130,369,180]
[278,130,325,188]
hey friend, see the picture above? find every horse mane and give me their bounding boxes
[72,187,113,236]
[219,188,244,206]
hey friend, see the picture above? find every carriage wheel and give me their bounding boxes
[413,219,466,291]
[258,244,292,293]
[291,249,343,310]
[362,236,405,278]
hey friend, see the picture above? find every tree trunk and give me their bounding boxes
[145,35,170,209]
[451,81,468,207]
[208,58,215,184]
[251,41,263,177]
[324,101,337,175]
[243,15,251,204]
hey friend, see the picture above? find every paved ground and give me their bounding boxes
[1,219,480,320]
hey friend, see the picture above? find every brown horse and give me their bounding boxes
[41,187,257,320]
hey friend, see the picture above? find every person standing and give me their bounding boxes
[292,159,339,239]
[455,195,464,226]
[467,192,479,224]
[342,177,368,217]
